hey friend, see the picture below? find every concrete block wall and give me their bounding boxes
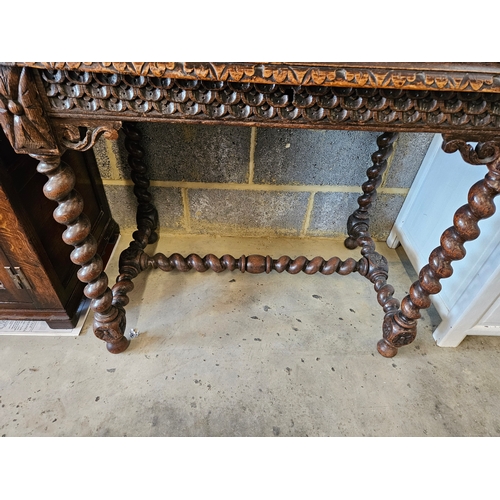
[94,123,433,241]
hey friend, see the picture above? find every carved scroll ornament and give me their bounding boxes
[53,119,121,151]
[442,135,500,165]
[0,66,58,154]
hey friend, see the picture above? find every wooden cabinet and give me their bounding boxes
[0,130,118,329]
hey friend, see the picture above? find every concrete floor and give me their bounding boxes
[1,232,500,437]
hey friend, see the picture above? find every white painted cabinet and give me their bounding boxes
[387,134,500,347]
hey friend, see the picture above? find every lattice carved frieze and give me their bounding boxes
[39,69,500,134]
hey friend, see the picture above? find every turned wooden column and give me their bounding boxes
[377,136,500,357]
[111,121,159,310]
[345,131,398,250]
[32,154,130,353]
[342,132,402,348]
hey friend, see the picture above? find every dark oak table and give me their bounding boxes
[1,62,500,357]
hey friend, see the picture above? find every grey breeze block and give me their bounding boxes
[95,123,433,241]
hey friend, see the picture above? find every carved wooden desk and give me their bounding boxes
[1,62,500,358]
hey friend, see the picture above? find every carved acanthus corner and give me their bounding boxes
[0,66,59,154]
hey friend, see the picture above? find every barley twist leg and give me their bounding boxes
[378,137,500,357]
[111,122,159,310]
[345,131,398,250]
[33,154,129,354]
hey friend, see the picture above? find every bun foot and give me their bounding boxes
[148,231,159,245]
[106,336,131,354]
[344,237,358,250]
[377,338,398,358]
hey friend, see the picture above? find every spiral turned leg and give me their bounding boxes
[33,154,129,354]
[122,121,159,247]
[345,132,398,250]
[341,131,402,353]
[378,137,500,357]
[111,121,159,311]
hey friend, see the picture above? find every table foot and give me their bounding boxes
[93,304,129,353]
[106,336,131,354]
[343,236,359,250]
[377,339,398,358]
[377,311,417,358]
